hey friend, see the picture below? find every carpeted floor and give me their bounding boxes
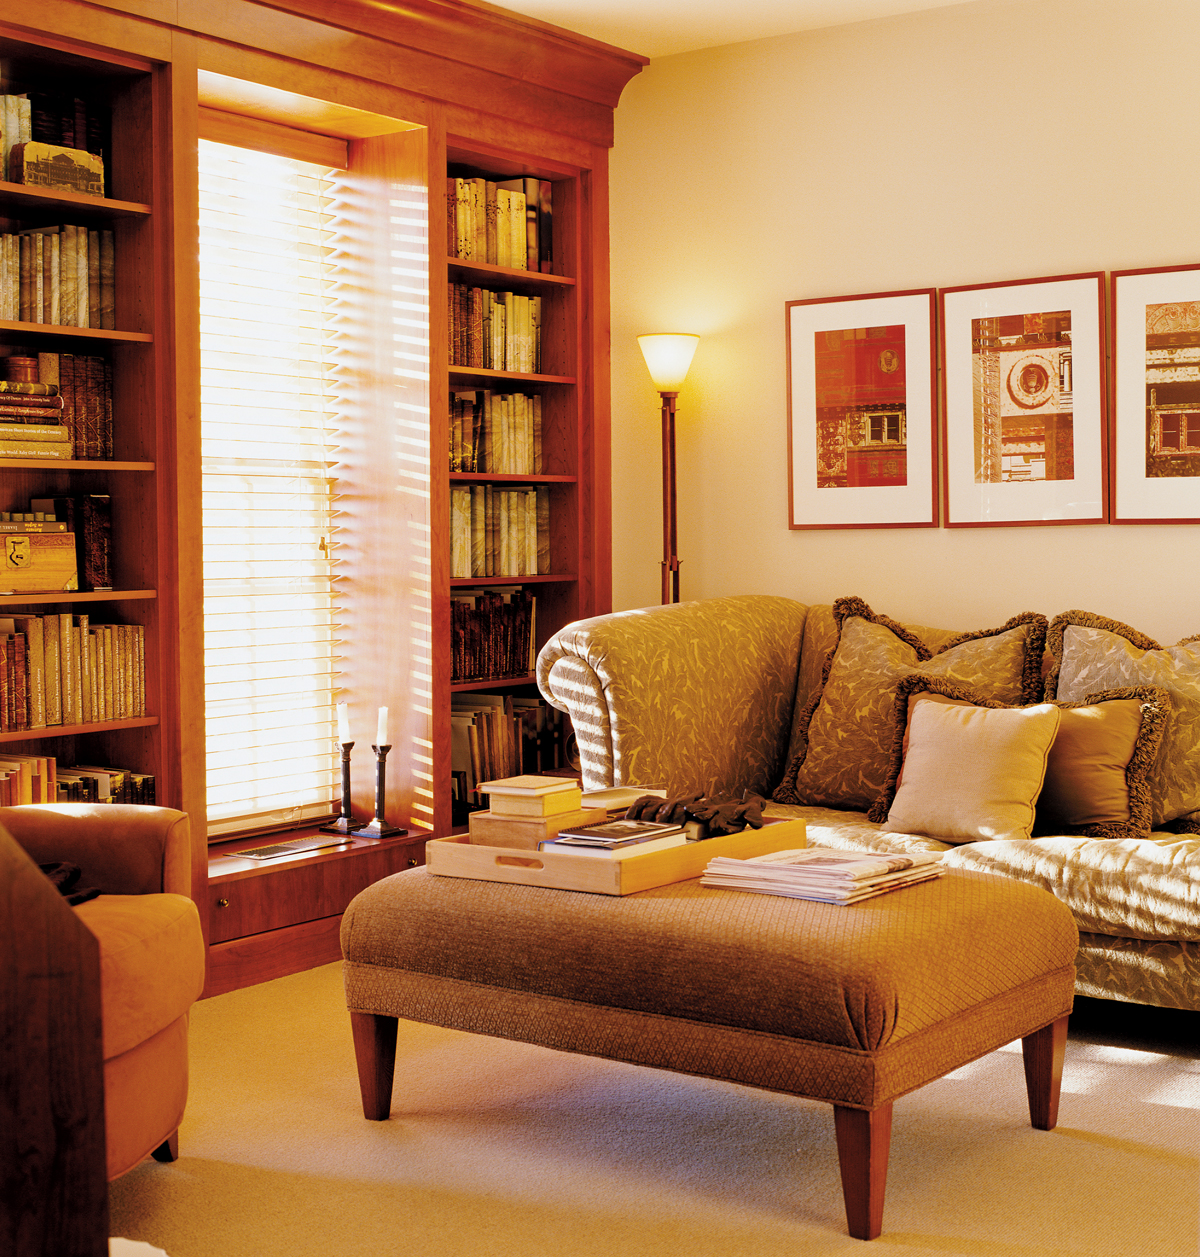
[108,962,1200,1257]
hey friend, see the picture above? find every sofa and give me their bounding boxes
[537,594,1200,1014]
[3,804,207,1181]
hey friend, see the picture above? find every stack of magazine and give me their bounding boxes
[700,847,944,904]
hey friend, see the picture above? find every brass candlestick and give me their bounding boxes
[320,741,358,835]
[351,744,408,838]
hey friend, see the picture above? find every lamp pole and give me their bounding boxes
[638,333,699,607]
[659,390,680,604]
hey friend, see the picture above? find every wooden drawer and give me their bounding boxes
[208,838,424,943]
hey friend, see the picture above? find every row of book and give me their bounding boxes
[450,389,543,474]
[0,747,153,807]
[450,485,550,579]
[1,92,108,174]
[0,355,113,460]
[0,225,116,328]
[451,693,573,803]
[447,175,553,273]
[451,588,536,683]
[0,612,145,732]
[449,285,542,373]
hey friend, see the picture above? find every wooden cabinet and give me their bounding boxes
[5,1,644,995]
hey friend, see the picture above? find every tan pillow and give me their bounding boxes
[1047,611,1200,828]
[772,596,1047,812]
[884,698,1061,844]
[870,674,1169,841]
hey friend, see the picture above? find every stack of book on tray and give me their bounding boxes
[700,847,944,904]
[538,815,688,854]
[468,773,604,849]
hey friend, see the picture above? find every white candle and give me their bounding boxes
[376,706,388,746]
[337,702,350,745]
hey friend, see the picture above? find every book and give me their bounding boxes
[483,778,583,817]
[467,805,606,850]
[0,442,72,459]
[0,425,68,442]
[544,817,687,848]
[700,847,945,904]
[0,381,57,396]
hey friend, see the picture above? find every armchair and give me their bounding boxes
[1,804,206,1184]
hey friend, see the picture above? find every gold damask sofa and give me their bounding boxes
[537,594,1200,1013]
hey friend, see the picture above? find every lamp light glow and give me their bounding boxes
[638,333,700,392]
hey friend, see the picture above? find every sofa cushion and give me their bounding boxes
[75,893,206,1060]
[773,596,1046,812]
[1047,612,1200,830]
[942,834,1200,942]
[882,697,1060,844]
[869,675,1169,842]
[763,801,952,856]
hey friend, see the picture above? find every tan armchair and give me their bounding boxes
[1,805,206,1187]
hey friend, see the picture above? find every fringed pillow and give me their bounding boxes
[1047,611,1200,830]
[870,674,1169,842]
[771,596,1046,812]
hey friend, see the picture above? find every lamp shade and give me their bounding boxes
[638,333,700,391]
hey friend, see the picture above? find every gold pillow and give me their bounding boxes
[772,596,1047,812]
[870,674,1169,841]
[883,697,1060,844]
[1047,611,1200,829]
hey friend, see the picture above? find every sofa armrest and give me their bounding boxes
[0,804,193,897]
[536,595,808,796]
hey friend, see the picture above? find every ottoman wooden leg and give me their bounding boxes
[351,1012,398,1121]
[1021,1014,1068,1131]
[833,1102,892,1241]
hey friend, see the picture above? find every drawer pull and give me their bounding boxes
[216,898,229,908]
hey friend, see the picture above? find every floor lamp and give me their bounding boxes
[638,333,699,604]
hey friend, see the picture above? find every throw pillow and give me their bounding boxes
[883,696,1060,844]
[1046,611,1200,829]
[771,596,1047,812]
[870,674,1170,841]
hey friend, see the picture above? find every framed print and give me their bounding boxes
[1111,264,1200,523]
[786,289,937,529]
[940,273,1107,527]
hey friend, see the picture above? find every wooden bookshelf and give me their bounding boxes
[5,0,645,995]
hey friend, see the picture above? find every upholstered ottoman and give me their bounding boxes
[341,866,1077,1240]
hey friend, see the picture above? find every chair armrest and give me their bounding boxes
[0,804,193,897]
[537,595,808,796]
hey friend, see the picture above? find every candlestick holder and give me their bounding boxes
[320,742,358,835]
[351,744,408,838]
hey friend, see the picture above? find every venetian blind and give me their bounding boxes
[198,137,342,838]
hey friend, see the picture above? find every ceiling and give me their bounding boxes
[495,0,972,59]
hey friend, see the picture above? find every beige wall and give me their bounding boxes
[609,0,1200,642]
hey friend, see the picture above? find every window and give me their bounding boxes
[198,137,343,838]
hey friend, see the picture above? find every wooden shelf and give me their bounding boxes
[449,365,575,385]
[450,573,575,586]
[450,472,575,483]
[0,178,151,220]
[451,673,537,692]
[0,320,152,343]
[0,715,157,743]
[447,257,575,287]
[0,460,153,470]
[0,589,155,605]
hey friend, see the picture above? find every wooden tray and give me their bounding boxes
[426,818,807,895]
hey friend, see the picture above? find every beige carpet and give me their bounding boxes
[109,962,1199,1257]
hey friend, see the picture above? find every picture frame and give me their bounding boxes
[940,272,1107,527]
[785,288,938,530]
[1111,264,1200,523]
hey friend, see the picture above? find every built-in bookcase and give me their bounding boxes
[0,33,186,815]
[442,145,589,804]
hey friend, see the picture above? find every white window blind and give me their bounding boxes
[198,138,342,838]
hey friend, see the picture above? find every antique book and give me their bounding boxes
[99,230,115,329]
[11,615,45,728]
[42,612,61,725]
[8,141,104,197]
